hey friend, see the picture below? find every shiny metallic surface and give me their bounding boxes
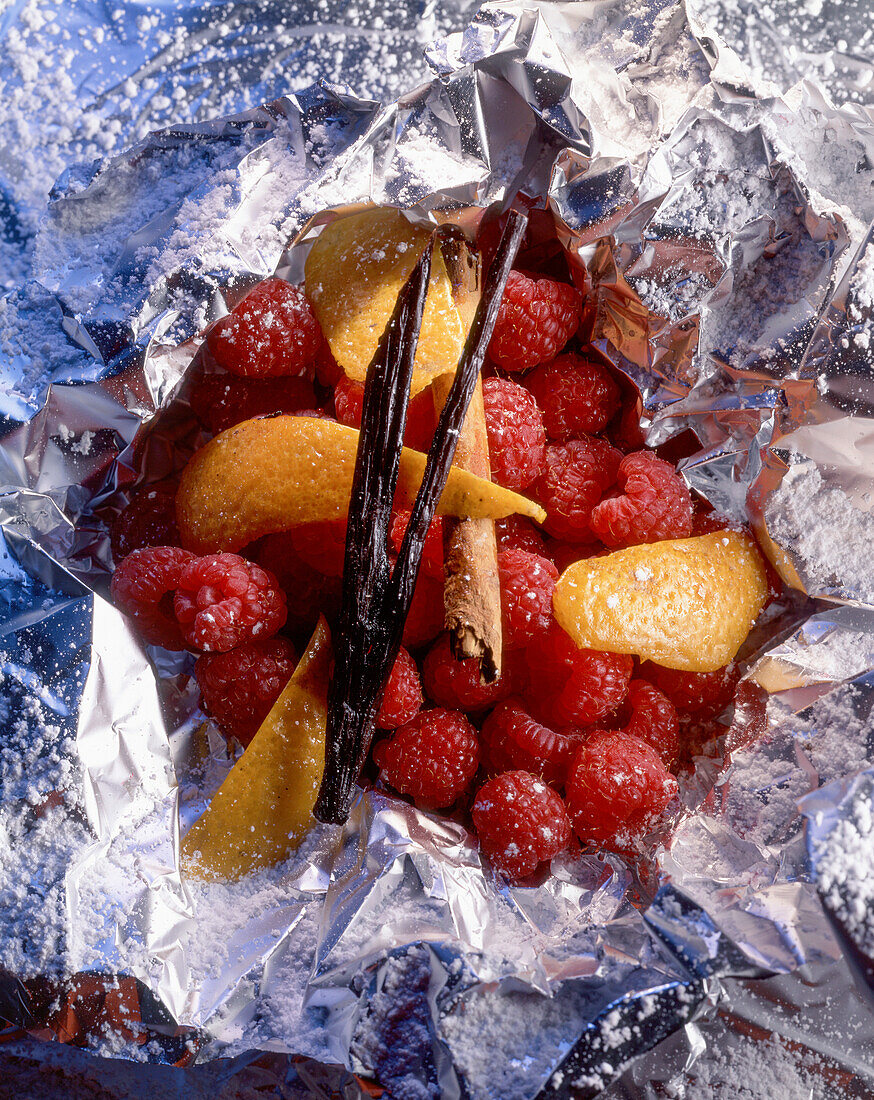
[2,0,874,1095]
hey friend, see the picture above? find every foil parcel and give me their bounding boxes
[2,0,874,1096]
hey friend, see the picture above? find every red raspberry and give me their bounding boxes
[289,520,348,577]
[480,699,585,786]
[472,770,572,879]
[195,637,297,746]
[482,378,546,491]
[390,511,444,580]
[333,374,364,428]
[642,661,739,720]
[189,373,318,435]
[110,546,196,650]
[534,437,622,542]
[334,376,436,452]
[498,548,558,649]
[207,279,322,378]
[422,633,511,712]
[372,708,479,809]
[110,482,180,563]
[525,353,620,441]
[616,679,679,767]
[590,451,693,548]
[488,271,581,372]
[173,553,286,652]
[376,647,423,729]
[524,621,633,728]
[565,731,677,845]
[495,515,548,558]
[248,533,341,636]
[402,574,445,649]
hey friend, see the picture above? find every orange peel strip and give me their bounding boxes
[552,531,769,673]
[304,208,466,395]
[181,617,332,881]
[177,415,545,554]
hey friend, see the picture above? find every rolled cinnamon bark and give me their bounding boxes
[435,230,503,683]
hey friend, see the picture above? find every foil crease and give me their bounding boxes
[2,0,874,1097]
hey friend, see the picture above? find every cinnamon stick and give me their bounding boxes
[435,230,502,682]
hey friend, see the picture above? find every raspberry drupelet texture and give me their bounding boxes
[195,637,298,746]
[590,450,694,548]
[390,511,445,581]
[422,633,512,711]
[189,374,318,435]
[373,708,480,809]
[332,374,364,428]
[480,699,584,786]
[495,515,549,558]
[617,679,679,767]
[376,647,423,729]
[487,271,582,372]
[173,552,287,652]
[482,377,547,491]
[111,546,197,650]
[524,621,633,729]
[641,661,739,720]
[472,770,572,879]
[498,548,559,649]
[565,731,678,845]
[534,436,622,542]
[110,482,181,563]
[207,278,323,378]
[525,353,620,441]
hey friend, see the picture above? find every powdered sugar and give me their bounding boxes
[676,1031,834,1099]
[766,460,874,606]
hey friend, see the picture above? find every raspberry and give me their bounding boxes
[471,771,572,879]
[616,679,679,766]
[524,353,620,441]
[372,708,479,809]
[110,482,180,563]
[482,378,546,491]
[195,637,297,746]
[495,515,548,557]
[480,699,585,786]
[110,546,196,650]
[334,376,436,451]
[333,374,364,428]
[289,520,348,577]
[641,661,739,720]
[248,533,341,636]
[189,373,317,434]
[402,574,445,649]
[207,279,322,378]
[590,451,693,548]
[422,633,511,712]
[488,271,581,372]
[376,647,423,729]
[173,552,287,652]
[565,731,677,845]
[524,621,633,728]
[533,436,622,542]
[498,548,558,649]
[390,511,444,580]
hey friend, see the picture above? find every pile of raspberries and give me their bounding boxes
[109,259,743,883]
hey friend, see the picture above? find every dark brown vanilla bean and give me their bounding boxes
[314,210,527,825]
[313,245,433,825]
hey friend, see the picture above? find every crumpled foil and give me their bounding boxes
[3,0,874,1096]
